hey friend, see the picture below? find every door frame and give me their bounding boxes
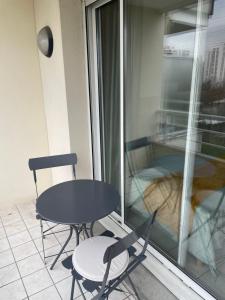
[86,0,124,224]
[83,0,216,299]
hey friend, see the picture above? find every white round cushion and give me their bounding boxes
[72,236,129,282]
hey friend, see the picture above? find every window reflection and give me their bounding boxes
[125,0,225,298]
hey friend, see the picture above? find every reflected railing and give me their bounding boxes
[125,129,225,280]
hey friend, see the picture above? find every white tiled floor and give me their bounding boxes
[0,200,135,300]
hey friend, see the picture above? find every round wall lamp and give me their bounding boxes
[37,26,53,58]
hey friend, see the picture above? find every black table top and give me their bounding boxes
[36,179,120,225]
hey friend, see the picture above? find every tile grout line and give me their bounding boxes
[0,239,68,271]
[0,273,26,290]
[31,215,97,299]
[2,202,134,300]
[14,205,86,299]
[4,206,74,290]
[15,205,64,300]
[24,284,60,300]
[0,214,29,299]
[31,213,91,299]
[48,227,97,300]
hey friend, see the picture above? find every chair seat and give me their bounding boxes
[72,236,129,282]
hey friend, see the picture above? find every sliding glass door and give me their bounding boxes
[87,0,225,298]
[124,0,199,259]
[96,0,121,207]
[86,0,122,217]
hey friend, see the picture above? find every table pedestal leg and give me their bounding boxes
[90,221,95,237]
[50,223,91,270]
[72,225,80,246]
[83,224,90,239]
[50,225,73,270]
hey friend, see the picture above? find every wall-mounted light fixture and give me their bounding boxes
[37,26,53,58]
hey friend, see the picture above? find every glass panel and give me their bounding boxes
[95,0,121,210]
[88,0,225,297]
[124,0,225,298]
[124,0,198,260]
[183,1,225,298]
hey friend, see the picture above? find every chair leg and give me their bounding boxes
[76,279,86,300]
[83,224,90,239]
[40,219,46,264]
[71,275,76,300]
[90,222,95,237]
[50,226,73,270]
[73,225,80,246]
[127,274,141,300]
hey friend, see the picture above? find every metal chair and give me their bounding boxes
[68,209,158,300]
[28,153,77,264]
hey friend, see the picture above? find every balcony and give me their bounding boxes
[0,200,176,300]
[1,0,224,299]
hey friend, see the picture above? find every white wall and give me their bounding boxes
[34,0,93,180]
[34,0,73,183]
[59,0,93,179]
[0,0,51,207]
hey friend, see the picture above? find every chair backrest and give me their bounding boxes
[125,137,151,152]
[28,153,77,196]
[125,137,152,177]
[103,209,157,264]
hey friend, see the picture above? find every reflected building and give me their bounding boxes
[204,42,225,82]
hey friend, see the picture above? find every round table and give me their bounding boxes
[37,179,120,269]
[37,179,120,224]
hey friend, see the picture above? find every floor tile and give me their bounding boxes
[29,285,61,300]
[4,220,26,237]
[0,206,17,218]
[0,279,27,300]
[127,265,177,300]
[54,227,78,250]
[0,263,20,287]
[56,276,82,299]
[0,249,14,268]
[28,226,42,240]
[0,237,10,252]
[28,221,52,240]
[17,202,35,215]
[18,206,35,217]
[53,224,69,231]
[121,282,134,295]
[34,234,59,252]
[23,217,39,229]
[42,223,55,235]
[54,228,72,244]
[108,290,130,300]
[0,226,6,239]
[12,241,37,262]
[39,244,68,265]
[75,291,94,299]
[22,268,53,296]
[1,211,21,226]
[8,230,31,248]
[58,234,77,252]
[17,253,44,277]
[48,261,71,283]
[126,296,135,300]
[0,199,178,300]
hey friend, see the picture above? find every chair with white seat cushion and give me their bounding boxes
[69,210,158,300]
[73,236,129,282]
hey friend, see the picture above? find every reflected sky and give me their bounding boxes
[207,0,225,44]
[164,0,225,56]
